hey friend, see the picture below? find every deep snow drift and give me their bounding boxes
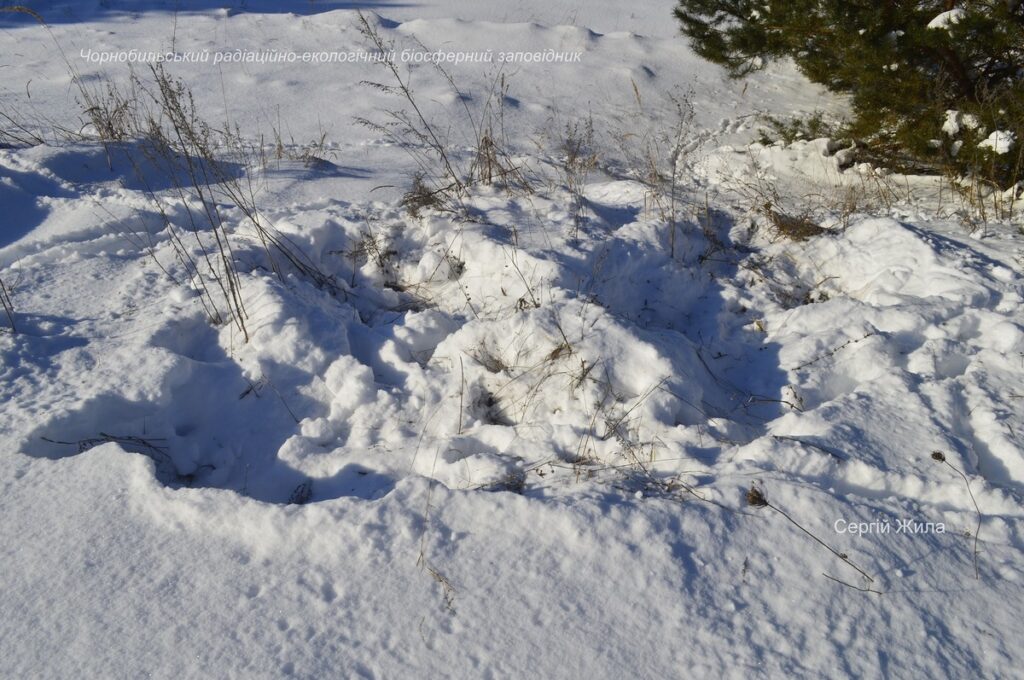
[1,2,1023,678]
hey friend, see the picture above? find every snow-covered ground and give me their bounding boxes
[2,2,1023,678]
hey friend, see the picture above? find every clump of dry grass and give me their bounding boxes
[0,276,16,334]
[464,70,533,193]
[61,63,338,342]
[348,219,400,288]
[0,107,46,147]
[354,12,531,219]
[614,85,698,257]
[354,11,464,214]
[734,159,830,242]
[765,206,827,241]
[264,113,334,169]
[557,116,599,241]
[724,142,921,243]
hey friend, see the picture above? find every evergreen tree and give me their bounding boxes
[675,1,1024,187]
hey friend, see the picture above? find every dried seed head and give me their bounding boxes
[746,486,768,508]
[931,451,946,462]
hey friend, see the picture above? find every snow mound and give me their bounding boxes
[2,5,1024,678]
[979,130,1016,155]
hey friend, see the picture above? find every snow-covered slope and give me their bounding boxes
[1,3,1023,679]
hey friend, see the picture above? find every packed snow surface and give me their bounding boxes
[1,2,1023,678]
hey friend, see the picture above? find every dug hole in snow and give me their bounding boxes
[1,2,1024,678]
